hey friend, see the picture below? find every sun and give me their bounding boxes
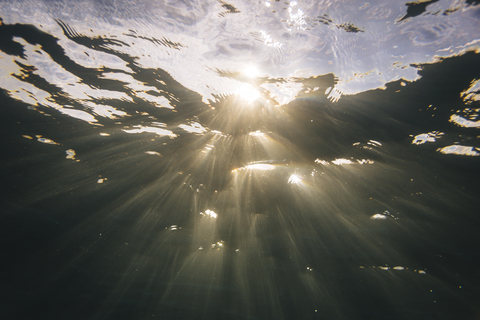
[235,83,260,102]
[243,65,260,78]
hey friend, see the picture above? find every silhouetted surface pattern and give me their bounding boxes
[1,3,480,320]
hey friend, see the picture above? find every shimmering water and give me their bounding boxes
[1,1,480,319]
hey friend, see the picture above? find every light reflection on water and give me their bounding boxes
[1,1,480,320]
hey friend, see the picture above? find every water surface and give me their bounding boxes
[1,1,480,319]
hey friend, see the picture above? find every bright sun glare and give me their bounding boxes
[236,83,260,102]
[288,174,302,184]
[243,65,260,78]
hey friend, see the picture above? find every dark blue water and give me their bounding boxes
[1,1,480,319]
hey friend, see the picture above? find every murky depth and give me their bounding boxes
[1,1,480,319]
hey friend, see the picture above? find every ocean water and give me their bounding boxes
[1,1,480,319]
